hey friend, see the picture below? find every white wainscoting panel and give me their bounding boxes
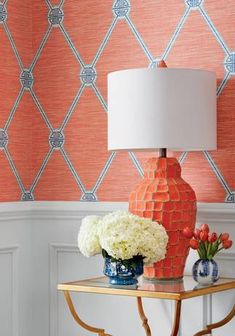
[0,211,32,336]
[50,244,173,336]
[0,201,234,336]
[0,246,19,336]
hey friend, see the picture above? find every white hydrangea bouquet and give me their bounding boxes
[78,211,168,285]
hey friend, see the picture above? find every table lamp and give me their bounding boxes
[108,63,216,280]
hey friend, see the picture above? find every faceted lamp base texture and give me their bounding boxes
[129,157,197,280]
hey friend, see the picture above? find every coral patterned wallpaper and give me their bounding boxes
[0,0,234,203]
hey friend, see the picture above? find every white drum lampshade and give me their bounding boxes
[108,68,217,152]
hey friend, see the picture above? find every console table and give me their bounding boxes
[58,275,235,336]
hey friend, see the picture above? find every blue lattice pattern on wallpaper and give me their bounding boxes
[49,130,65,149]
[20,70,34,90]
[80,66,97,86]
[225,53,235,74]
[0,0,234,202]
[0,3,7,22]
[48,7,64,26]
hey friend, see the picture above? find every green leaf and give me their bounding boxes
[102,249,109,258]
[207,243,211,258]
[210,241,219,257]
[199,242,207,259]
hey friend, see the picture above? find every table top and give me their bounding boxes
[58,275,235,301]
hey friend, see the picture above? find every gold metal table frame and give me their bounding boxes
[58,276,235,336]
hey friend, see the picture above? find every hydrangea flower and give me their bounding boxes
[78,211,168,265]
[78,215,102,257]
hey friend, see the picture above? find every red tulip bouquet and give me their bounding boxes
[183,224,233,285]
[183,223,233,260]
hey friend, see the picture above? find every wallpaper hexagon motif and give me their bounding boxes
[0,0,234,202]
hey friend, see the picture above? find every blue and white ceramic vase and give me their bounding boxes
[192,259,219,286]
[104,257,143,285]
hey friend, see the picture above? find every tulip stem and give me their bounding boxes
[217,247,224,254]
[198,242,207,259]
[207,243,211,259]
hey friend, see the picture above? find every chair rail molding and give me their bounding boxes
[0,201,234,222]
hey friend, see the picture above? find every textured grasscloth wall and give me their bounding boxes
[0,0,234,202]
[0,0,32,201]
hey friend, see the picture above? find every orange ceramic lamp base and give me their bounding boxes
[129,157,197,280]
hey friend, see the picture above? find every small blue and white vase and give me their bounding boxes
[104,257,143,285]
[192,259,219,286]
